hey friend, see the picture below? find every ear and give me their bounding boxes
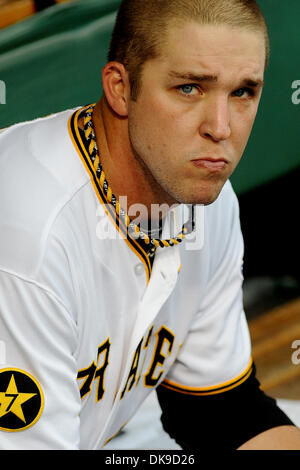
[101,62,131,117]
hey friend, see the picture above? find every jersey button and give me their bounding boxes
[134,264,144,276]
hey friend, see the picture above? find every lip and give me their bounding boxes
[191,157,228,171]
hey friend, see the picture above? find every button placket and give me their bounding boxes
[134,263,145,276]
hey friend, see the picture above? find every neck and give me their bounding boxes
[91,98,177,224]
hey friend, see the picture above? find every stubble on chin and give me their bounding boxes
[161,173,229,207]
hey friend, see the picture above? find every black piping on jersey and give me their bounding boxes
[160,357,253,396]
[68,105,153,282]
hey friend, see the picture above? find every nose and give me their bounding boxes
[199,95,231,142]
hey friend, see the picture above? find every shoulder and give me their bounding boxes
[0,107,86,189]
[0,108,90,277]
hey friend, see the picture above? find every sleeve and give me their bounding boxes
[0,269,81,449]
[156,363,294,451]
[155,185,294,449]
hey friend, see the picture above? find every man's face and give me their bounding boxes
[127,22,266,206]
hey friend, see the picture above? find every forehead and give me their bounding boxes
[154,22,266,82]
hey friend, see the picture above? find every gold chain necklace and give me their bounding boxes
[82,105,194,254]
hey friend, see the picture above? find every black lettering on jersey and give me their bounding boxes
[135,325,154,386]
[144,326,175,387]
[94,339,111,401]
[120,338,143,400]
[120,325,154,400]
[143,325,154,349]
[77,361,97,399]
[77,338,111,401]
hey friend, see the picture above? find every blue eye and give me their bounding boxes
[179,85,195,95]
[233,87,254,98]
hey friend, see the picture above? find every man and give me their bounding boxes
[0,0,299,450]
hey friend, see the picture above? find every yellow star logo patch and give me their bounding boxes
[0,368,44,432]
[0,374,36,422]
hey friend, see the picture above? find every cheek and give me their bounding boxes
[128,101,170,158]
[139,90,188,128]
[231,108,257,149]
[129,92,196,157]
[130,96,166,135]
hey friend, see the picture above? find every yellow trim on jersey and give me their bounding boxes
[160,357,253,396]
[103,420,129,447]
[68,105,152,284]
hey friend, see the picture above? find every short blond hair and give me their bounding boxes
[108,0,269,99]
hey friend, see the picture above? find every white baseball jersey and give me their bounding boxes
[0,105,252,449]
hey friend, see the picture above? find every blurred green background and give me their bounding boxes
[0,0,299,297]
[0,0,299,195]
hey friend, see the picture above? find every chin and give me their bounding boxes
[175,184,225,206]
[188,195,220,206]
[172,193,219,207]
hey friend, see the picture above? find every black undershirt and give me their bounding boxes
[156,363,294,451]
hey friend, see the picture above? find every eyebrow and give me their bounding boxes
[168,71,264,87]
[168,71,218,83]
[242,78,264,87]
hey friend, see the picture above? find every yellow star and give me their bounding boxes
[0,374,36,423]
